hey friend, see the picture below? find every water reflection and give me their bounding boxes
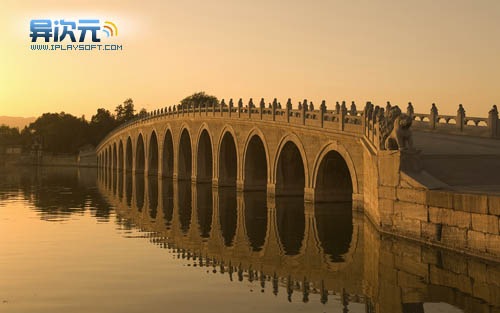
[275,197,305,256]
[2,166,499,313]
[161,178,173,227]
[243,191,267,251]
[177,180,192,234]
[218,187,237,247]
[195,183,212,239]
[148,175,158,219]
[118,169,123,200]
[314,202,353,262]
[135,173,145,211]
[125,172,132,207]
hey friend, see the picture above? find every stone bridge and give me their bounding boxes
[96,99,500,259]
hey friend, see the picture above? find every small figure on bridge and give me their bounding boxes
[490,104,498,115]
[320,100,327,113]
[350,101,357,116]
[457,104,466,117]
[407,102,414,117]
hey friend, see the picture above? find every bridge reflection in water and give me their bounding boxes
[98,167,500,313]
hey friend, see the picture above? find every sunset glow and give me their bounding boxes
[1,0,499,118]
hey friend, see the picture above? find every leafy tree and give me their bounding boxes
[27,112,88,154]
[180,92,218,109]
[89,108,117,145]
[0,125,22,146]
[115,98,136,123]
[138,108,148,118]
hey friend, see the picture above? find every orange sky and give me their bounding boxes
[0,0,499,118]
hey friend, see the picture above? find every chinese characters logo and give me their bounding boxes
[30,19,118,42]
[29,19,122,51]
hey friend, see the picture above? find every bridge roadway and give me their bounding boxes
[96,101,500,259]
[97,170,500,313]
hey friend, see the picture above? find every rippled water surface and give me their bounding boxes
[0,166,498,313]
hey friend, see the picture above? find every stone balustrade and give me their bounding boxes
[101,99,498,152]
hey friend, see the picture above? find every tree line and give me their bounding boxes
[0,92,218,155]
[0,98,142,154]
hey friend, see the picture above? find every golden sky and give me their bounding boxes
[1,0,499,118]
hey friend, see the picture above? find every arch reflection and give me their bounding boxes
[135,173,145,212]
[148,176,158,219]
[218,187,237,247]
[243,191,267,251]
[177,181,192,234]
[314,202,353,262]
[161,178,174,227]
[195,183,212,239]
[276,197,305,256]
[125,172,132,207]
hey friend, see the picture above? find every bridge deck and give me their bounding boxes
[413,131,500,194]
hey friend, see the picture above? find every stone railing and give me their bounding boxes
[362,102,499,152]
[99,99,499,151]
[99,99,365,147]
[411,103,498,138]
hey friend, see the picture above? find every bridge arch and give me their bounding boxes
[242,128,270,191]
[312,141,358,202]
[148,130,159,176]
[112,143,117,171]
[125,136,133,172]
[274,133,309,196]
[195,124,213,183]
[217,126,239,187]
[178,126,193,180]
[136,133,146,174]
[162,128,174,178]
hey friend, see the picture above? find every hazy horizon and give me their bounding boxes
[1,0,499,118]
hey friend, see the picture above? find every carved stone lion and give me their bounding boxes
[384,113,414,150]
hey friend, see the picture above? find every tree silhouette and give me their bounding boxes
[115,98,136,123]
[180,92,218,109]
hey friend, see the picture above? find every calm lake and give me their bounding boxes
[0,166,498,313]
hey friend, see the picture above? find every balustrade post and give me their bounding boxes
[212,101,216,116]
[248,98,253,119]
[238,98,242,118]
[339,101,347,131]
[259,98,264,120]
[488,105,499,137]
[320,100,326,128]
[286,98,292,123]
[302,99,307,125]
[457,104,465,132]
[221,99,225,117]
[430,103,438,129]
[272,98,277,121]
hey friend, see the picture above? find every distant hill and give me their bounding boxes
[0,116,36,129]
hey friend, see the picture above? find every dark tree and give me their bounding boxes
[0,125,22,146]
[89,108,117,145]
[180,92,218,109]
[27,112,88,154]
[115,98,136,123]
